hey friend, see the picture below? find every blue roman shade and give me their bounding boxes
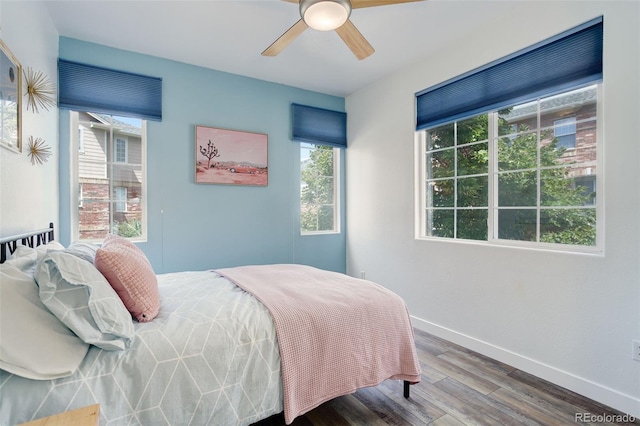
[58,59,162,121]
[416,17,603,130]
[292,103,347,148]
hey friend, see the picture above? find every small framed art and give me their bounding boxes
[195,125,268,186]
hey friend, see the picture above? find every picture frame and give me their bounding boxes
[0,39,22,152]
[195,125,268,186]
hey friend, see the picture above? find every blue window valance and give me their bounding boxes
[416,16,603,130]
[292,103,347,148]
[58,59,163,121]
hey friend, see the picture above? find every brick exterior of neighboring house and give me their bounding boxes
[77,113,143,240]
[502,86,597,202]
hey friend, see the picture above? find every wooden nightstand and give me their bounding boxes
[19,404,99,426]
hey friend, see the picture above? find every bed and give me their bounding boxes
[0,224,421,425]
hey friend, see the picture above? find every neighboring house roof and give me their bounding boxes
[503,86,597,121]
[87,112,142,137]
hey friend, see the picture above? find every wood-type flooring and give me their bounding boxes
[253,328,638,425]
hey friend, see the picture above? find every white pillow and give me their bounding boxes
[36,241,65,253]
[36,251,135,351]
[4,246,38,272]
[0,262,89,380]
[11,241,65,255]
[7,241,65,275]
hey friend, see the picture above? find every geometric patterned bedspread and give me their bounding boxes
[0,271,283,425]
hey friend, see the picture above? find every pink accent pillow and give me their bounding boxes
[94,234,159,322]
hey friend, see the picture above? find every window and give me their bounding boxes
[71,111,146,241]
[422,115,490,241]
[574,175,596,206]
[115,186,127,212]
[115,137,127,163]
[554,117,577,149]
[78,128,84,153]
[417,85,600,250]
[300,143,340,234]
[415,17,602,252]
[291,103,345,234]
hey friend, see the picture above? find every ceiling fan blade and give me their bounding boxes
[262,20,309,57]
[352,0,425,9]
[335,19,374,60]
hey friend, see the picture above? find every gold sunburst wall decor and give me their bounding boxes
[24,67,56,113]
[27,136,52,165]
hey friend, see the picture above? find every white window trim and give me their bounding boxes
[414,85,604,255]
[70,112,80,241]
[139,121,148,242]
[301,145,341,236]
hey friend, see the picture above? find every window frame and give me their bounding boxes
[300,143,341,235]
[415,84,603,255]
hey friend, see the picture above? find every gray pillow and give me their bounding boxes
[65,241,100,264]
[36,251,135,351]
[0,261,89,380]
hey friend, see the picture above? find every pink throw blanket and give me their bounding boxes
[215,264,421,424]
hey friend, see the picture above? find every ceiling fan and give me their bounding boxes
[262,0,424,60]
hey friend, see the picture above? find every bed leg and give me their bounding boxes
[403,380,410,398]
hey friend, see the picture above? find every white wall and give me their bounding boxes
[346,1,640,417]
[0,2,59,236]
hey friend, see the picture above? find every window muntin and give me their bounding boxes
[72,111,146,241]
[300,143,340,234]
[418,85,600,251]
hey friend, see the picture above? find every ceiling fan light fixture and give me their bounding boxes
[300,0,351,31]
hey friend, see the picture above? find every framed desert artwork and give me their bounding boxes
[195,125,268,186]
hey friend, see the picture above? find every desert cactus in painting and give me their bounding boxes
[200,140,221,169]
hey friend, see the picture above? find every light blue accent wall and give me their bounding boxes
[58,37,346,274]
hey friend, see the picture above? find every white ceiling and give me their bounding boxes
[43,0,516,97]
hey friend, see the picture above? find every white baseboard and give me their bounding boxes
[411,315,640,418]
